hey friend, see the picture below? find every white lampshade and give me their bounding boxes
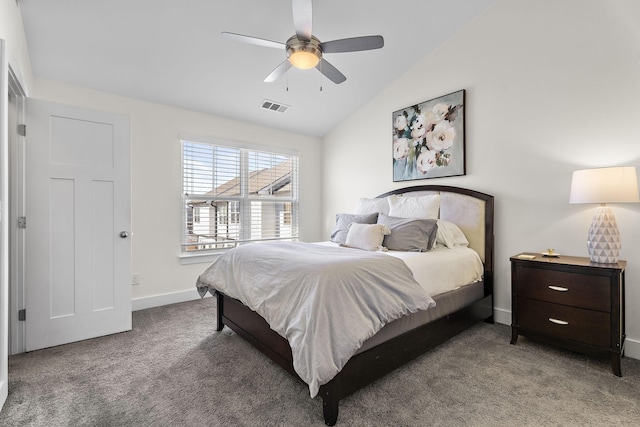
[570,166,639,204]
[569,166,639,264]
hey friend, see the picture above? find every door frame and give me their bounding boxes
[7,64,26,355]
[1,38,10,411]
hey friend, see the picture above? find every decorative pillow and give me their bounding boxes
[388,194,440,220]
[353,196,395,216]
[377,213,438,252]
[343,223,390,251]
[436,220,469,249]
[329,213,378,244]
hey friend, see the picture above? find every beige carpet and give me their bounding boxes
[1,297,639,426]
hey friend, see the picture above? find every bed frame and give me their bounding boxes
[214,185,494,425]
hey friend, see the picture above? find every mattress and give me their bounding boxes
[356,281,484,353]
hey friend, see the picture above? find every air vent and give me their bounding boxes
[260,99,290,113]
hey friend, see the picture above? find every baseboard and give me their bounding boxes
[624,338,640,360]
[493,307,511,326]
[132,289,210,311]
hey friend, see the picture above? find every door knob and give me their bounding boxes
[120,231,129,238]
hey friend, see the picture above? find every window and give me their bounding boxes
[182,139,299,253]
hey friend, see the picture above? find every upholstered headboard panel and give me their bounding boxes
[440,192,486,262]
[377,185,494,270]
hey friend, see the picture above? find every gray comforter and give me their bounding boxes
[196,241,436,397]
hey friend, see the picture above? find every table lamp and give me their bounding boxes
[569,166,639,263]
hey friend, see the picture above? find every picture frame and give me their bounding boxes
[392,89,465,182]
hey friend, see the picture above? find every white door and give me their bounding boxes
[25,99,131,351]
[0,38,9,412]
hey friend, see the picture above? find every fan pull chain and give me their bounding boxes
[319,62,323,92]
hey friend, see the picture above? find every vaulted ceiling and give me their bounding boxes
[20,0,495,137]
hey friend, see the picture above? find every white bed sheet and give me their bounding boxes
[316,242,484,297]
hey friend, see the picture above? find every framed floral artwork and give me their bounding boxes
[392,89,465,181]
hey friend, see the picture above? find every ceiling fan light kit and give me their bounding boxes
[222,0,384,84]
[287,35,322,69]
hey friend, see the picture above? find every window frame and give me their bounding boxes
[180,136,299,263]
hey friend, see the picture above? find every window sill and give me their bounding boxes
[179,251,222,265]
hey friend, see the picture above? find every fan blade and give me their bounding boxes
[316,58,346,84]
[264,60,293,83]
[221,32,285,49]
[292,0,312,41]
[321,35,384,53]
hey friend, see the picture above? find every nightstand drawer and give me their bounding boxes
[518,298,610,347]
[515,266,610,312]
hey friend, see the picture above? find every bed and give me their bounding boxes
[196,185,494,425]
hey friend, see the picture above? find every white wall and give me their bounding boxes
[322,0,640,357]
[0,0,33,92]
[35,79,323,304]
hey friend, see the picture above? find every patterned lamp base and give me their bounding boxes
[586,206,621,264]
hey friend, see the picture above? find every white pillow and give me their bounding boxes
[344,223,390,251]
[436,220,469,248]
[354,196,394,216]
[388,194,440,220]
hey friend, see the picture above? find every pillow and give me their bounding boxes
[388,194,440,220]
[343,223,390,251]
[330,213,378,244]
[353,196,395,216]
[436,220,469,249]
[377,213,438,252]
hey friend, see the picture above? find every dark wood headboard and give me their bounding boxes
[377,185,494,296]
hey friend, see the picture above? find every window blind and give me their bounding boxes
[182,139,299,252]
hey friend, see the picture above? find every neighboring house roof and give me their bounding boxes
[212,158,293,197]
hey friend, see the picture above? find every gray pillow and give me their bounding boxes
[330,213,378,244]
[377,213,438,252]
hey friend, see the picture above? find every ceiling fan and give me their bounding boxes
[221,0,384,84]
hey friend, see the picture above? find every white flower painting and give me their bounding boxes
[392,90,465,181]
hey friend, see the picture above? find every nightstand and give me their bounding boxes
[510,253,626,376]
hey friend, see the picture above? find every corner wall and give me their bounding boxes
[322,0,640,357]
[0,0,33,92]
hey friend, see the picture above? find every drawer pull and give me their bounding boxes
[549,318,569,325]
[548,285,569,292]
